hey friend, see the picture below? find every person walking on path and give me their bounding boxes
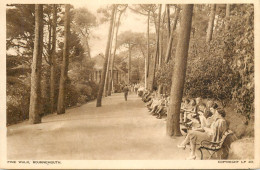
[123,84,129,101]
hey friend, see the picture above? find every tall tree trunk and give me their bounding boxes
[149,4,162,90]
[85,40,91,58]
[108,7,125,96]
[128,43,131,84]
[96,5,116,107]
[104,7,117,97]
[50,4,57,114]
[165,7,180,63]
[166,4,171,39]
[41,19,52,115]
[206,4,216,43]
[158,5,166,95]
[159,8,165,66]
[29,4,43,124]
[57,4,70,114]
[166,4,194,136]
[225,4,231,30]
[145,10,150,89]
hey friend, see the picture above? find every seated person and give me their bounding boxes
[137,86,144,97]
[148,97,160,113]
[183,99,196,123]
[187,102,218,131]
[143,92,153,103]
[180,98,190,123]
[151,96,166,115]
[157,96,170,118]
[192,103,208,130]
[194,97,203,118]
[206,102,219,126]
[177,108,228,160]
[146,98,153,107]
[141,90,148,101]
[155,95,167,118]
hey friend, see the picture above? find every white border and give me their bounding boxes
[0,0,259,169]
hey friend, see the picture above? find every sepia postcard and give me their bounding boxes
[0,0,259,169]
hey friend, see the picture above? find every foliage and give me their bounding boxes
[155,4,254,123]
[155,61,174,90]
[6,4,98,125]
[224,4,254,120]
[186,4,254,121]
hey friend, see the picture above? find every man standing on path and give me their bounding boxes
[123,84,129,101]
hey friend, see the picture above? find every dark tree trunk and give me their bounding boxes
[165,7,180,63]
[166,4,194,136]
[96,5,116,107]
[206,4,216,43]
[29,4,44,124]
[57,4,70,114]
[50,4,57,114]
[149,4,162,90]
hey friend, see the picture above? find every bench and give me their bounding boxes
[198,129,234,160]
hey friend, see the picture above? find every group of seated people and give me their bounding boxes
[141,90,169,119]
[178,100,227,160]
[139,88,229,160]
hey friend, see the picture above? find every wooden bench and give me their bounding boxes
[198,129,234,160]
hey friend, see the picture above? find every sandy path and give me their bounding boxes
[7,93,193,160]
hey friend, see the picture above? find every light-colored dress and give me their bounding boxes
[183,117,228,145]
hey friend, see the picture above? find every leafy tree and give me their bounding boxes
[117,31,146,84]
[71,7,97,58]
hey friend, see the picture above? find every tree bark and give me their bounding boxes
[29,4,43,124]
[166,4,171,39]
[108,7,125,96]
[96,5,116,107]
[206,4,216,43]
[225,4,231,30]
[158,5,166,95]
[57,4,70,114]
[104,7,117,97]
[166,4,194,136]
[85,40,91,58]
[159,7,166,67]
[148,4,162,91]
[50,4,57,114]
[128,43,131,84]
[165,7,180,63]
[145,10,150,89]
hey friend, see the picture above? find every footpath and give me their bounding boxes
[7,93,190,160]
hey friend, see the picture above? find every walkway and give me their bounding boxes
[7,93,191,160]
